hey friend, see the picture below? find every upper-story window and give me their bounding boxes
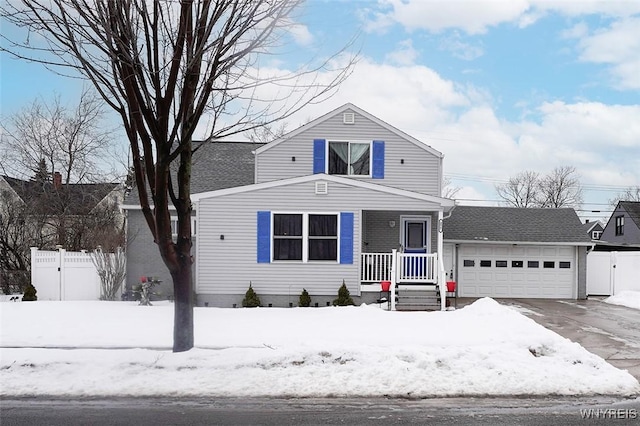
[591,230,602,240]
[328,141,370,176]
[615,215,624,235]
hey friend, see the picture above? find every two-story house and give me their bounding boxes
[191,104,454,309]
[123,103,591,308]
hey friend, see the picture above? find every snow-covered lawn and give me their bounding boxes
[604,291,640,310]
[1,298,638,398]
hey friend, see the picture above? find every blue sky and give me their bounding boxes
[1,0,639,222]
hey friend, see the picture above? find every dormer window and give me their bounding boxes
[328,141,370,176]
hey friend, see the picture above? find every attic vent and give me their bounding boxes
[315,181,328,195]
[343,112,355,124]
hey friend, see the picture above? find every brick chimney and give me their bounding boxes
[53,172,62,190]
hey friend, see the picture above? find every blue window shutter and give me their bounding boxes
[372,140,385,179]
[340,212,354,264]
[313,139,326,174]
[257,211,271,263]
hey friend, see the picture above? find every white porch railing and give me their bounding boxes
[360,252,438,283]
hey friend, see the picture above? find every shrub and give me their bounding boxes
[299,288,311,307]
[332,280,354,306]
[22,283,37,301]
[242,282,261,308]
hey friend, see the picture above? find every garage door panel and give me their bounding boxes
[458,244,575,299]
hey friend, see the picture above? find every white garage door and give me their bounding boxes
[457,244,576,298]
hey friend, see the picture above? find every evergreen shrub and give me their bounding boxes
[332,280,354,306]
[242,282,261,307]
[299,288,311,307]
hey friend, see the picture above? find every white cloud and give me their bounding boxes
[363,0,640,34]
[288,22,314,46]
[439,33,484,60]
[574,17,640,90]
[385,39,419,65]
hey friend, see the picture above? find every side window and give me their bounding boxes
[273,214,303,261]
[308,214,338,261]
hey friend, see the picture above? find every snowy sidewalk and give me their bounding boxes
[1,298,639,397]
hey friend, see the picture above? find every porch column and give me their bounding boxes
[437,210,446,310]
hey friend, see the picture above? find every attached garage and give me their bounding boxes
[453,244,575,298]
[443,206,592,300]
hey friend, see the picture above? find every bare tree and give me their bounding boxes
[1,88,120,184]
[609,186,640,208]
[537,166,583,209]
[496,167,583,209]
[2,0,354,351]
[442,176,461,199]
[91,247,126,301]
[495,171,540,208]
[244,121,288,144]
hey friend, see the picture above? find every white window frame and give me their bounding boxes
[170,216,197,238]
[327,140,371,177]
[271,212,340,263]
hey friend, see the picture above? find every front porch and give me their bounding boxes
[360,250,448,311]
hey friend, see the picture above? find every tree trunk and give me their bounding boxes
[171,253,194,352]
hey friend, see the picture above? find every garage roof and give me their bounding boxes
[444,206,592,245]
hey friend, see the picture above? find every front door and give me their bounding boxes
[401,216,430,254]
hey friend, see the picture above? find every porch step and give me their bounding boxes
[395,286,440,311]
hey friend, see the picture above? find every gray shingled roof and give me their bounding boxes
[125,140,263,205]
[443,206,592,244]
[3,175,118,215]
[620,201,640,229]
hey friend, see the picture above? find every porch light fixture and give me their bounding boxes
[389,220,396,228]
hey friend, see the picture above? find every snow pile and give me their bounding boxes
[604,291,640,310]
[1,298,638,397]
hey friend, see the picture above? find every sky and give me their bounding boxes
[1,0,639,223]
[1,297,639,397]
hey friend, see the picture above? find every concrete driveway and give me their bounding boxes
[492,298,640,382]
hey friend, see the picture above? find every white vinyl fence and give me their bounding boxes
[587,251,640,296]
[30,248,118,301]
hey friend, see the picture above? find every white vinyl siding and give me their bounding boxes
[196,179,443,297]
[255,108,441,195]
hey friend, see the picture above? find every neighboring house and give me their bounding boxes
[583,220,603,241]
[599,201,640,246]
[123,103,593,308]
[443,206,592,299]
[0,172,123,290]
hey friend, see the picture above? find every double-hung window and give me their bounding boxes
[328,141,370,176]
[273,214,303,260]
[273,213,338,261]
[615,215,624,236]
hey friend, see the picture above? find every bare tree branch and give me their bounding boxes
[2,0,356,352]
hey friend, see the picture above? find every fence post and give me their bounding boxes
[30,247,38,292]
[58,248,65,301]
